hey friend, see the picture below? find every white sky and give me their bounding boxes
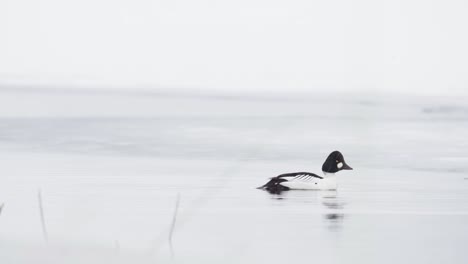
[1,0,467,95]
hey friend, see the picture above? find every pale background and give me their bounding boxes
[1,0,467,95]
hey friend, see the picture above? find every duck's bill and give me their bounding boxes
[342,163,353,170]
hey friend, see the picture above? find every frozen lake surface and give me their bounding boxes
[0,88,467,263]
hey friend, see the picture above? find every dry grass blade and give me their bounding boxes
[168,193,180,259]
[38,189,49,243]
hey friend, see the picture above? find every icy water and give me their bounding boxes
[0,89,468,263]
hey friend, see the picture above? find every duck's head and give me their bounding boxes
[322,151,353,173]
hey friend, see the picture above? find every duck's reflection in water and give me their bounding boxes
[264,189,346,230]
[320,190,345,230]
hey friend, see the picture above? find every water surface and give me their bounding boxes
[0,90,467,263]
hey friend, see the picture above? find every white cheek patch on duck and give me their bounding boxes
[337,162,343,169]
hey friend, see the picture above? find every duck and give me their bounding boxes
[257,151,353,193]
